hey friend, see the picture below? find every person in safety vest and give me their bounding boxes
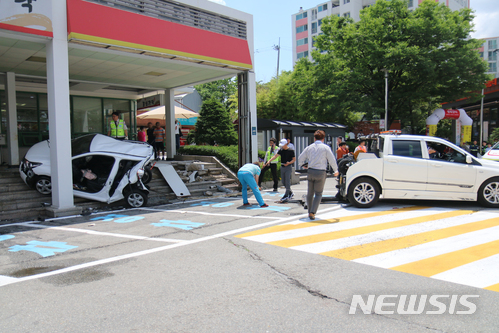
[107,112,128,140]
[258,138,280,192]
[469,140,479,157]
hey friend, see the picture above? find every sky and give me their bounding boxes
[208,0,499,83]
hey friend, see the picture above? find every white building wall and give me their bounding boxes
[292,0,469,66]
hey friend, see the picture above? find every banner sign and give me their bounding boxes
[0,0,53,37]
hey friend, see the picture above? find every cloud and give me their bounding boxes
[208,0,226,5]
[470,0,499,39]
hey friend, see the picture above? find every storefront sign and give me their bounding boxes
[0,0,53,36]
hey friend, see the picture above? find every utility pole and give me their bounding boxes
[273,38,280,82]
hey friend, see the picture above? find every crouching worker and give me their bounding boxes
[238,162,269,208]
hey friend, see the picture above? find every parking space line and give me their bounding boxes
[17,223,184,243]
[0,205,343,287]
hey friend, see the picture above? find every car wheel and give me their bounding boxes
[141,168,152,185]
[347,177,380,208]
[478,177,499,208]
[125,189,148,208]
[35,176,52,195]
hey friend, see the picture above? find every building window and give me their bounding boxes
[344,0,350,4]
[296,24,308,33]
[489,51,498,61]
[312,22,318,34]
[296,12,308,21]
[318,4,327,12]
[479,52,484,58]
[343,12,350,18]
[407,0,413,7]
[297,51,309,59]
[297,37,308,46]
[489,40,497,50]
[311,9,317,21]
[490,62,497,73]
[318,19,323,26]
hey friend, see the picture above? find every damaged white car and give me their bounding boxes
[20,134,154,208]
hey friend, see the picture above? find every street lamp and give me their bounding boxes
[381,69,389,131]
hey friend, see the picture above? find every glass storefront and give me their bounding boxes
[0,91,135,146]
[468,104,499,142]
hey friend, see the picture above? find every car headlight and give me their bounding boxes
[137,168,145,178]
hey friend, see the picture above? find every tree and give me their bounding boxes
[195,78,237,111]
[256,71,300,120]
[194,98,238,146]
[313,0,490,130]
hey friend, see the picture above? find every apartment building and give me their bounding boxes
[292,0,470,65]
[479,37,499,78]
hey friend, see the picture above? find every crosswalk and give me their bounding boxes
[235,205,499,292]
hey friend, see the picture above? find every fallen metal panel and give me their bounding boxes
[156,164,190,197]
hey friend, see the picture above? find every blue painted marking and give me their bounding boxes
[90,214,128,222]
[190,201,218,207]
[114,216,145,223]
[151,220,205,230]
[212,202,234,208]
[261,192,281,197]
[0,235,15,242]
[247,205,291,212]
[9,241,78,258]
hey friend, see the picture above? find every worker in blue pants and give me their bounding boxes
[237,162,268,208]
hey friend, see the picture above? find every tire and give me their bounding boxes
[35,176,52,195]
[141,168,152,185]
[125,189,148,208]
[347,177,380,208]
[477,177,499,208]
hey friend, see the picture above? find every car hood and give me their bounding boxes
[24,140,50,163]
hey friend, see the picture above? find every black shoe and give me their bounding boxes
[288,192,294,200]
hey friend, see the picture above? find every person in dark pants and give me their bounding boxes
[265,138,296,202]
[469,140,479,157]
[298,130,339,220]
[258,138,280,191]
[146,122,155,146]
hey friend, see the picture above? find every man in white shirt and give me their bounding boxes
[298,130,339,220]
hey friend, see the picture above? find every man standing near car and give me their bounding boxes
[265,138,295,202]
[298,130,339,220]
[107,112,128,140]
[469,140,479,157]
[258,138,280,192]
[146,122,155,146]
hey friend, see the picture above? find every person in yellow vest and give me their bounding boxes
[107,112,128,140]
[258,138,280,192]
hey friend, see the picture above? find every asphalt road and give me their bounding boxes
[1,178,498,332]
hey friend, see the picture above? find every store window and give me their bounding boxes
[72,96,103,137]
[17,92,40,146]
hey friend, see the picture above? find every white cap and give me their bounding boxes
[279,139,288,147]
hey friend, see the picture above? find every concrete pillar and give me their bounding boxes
[46,0,76,213]
[248,71,258,163]
[164,89,175,158]
[237,71,258,166]
[5,72,19,166]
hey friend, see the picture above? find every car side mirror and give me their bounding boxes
[466,155,472,164]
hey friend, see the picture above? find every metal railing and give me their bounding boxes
[88,0,247,40]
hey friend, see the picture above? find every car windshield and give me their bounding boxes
[71,134,97,157]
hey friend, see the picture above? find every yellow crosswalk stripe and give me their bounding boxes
[485,283,499,292]
[392,238,499,277]
[321,214,498,260]
[235,206,427,238]
[269,210,473,248]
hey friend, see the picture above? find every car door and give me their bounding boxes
[425,141,476,193]
[72,154,117,202]
[383,139,428,191]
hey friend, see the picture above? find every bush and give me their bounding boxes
[178,145,239,173]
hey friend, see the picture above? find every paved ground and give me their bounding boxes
[1,178,499,332]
